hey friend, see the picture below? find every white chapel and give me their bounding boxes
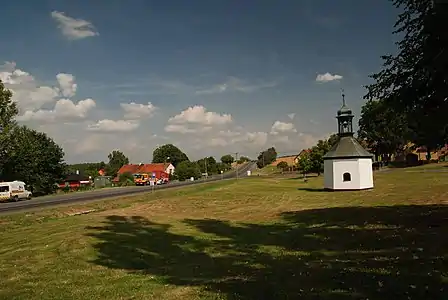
[323,93,374,191]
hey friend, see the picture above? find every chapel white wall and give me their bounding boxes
[324,158,373,190]
[357,158,374,189]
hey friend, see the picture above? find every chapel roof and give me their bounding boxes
[324,136,374,160]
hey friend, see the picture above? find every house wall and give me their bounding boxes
[271,156,298,166]
[324,158,373,190]
[165,164,175,174]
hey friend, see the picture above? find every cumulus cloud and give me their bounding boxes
[51,11,99,40]
[56,73,77,97]
[0,62,59,111]
[288,113,295,120]
[120,102,158,119]
[270,121,297,135]
[168,105,232,126]
[16,98,96,122]
[0,61,96,122]
[315,72,343,83]
[87,119,140,132]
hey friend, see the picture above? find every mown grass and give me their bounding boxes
[1,164,448,299]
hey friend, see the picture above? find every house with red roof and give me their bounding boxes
[113,163,175,182]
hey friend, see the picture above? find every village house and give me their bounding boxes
[59,171,91,190]
[271,149,311,168]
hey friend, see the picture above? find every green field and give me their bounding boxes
[1,164,448,299]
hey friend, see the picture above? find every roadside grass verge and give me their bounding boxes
[1,164,448,299]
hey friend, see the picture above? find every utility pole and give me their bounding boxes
[235,152,239,180]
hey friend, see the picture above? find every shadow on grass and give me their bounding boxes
[86,205,448,299]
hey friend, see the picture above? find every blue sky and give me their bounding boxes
[0,0,399,163]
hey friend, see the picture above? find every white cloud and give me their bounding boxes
[56,73,77,97]
[0,62,59,111]
[16,98,96,122]
[168,105,232,126]
[243,131,268,147]
[288,113,295,120]
[0,62,98,123]
[315,72,343,83]
[51,11,99,40]
[120,102,158,119]
[270,121,297,135]
[87,119,140,132]
[196,76,277,95]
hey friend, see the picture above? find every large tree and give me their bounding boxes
[358,99,409,161]
[106,150,129,177]
[197,156,217,175]
[256,147,277,168]
[1,126,66,195]
[220,154,234,165]
[364,0,448,156]
[1,81,65,195]
[174,161,201,181]
[152,144,189,167]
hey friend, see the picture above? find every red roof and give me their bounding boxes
[117,163,170,175]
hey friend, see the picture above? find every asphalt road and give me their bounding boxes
[0,162,257,215]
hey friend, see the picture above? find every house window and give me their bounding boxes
[343,172,351,182]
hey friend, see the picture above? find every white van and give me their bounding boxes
[0,181,32,202]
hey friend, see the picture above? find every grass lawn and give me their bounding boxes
[1,164,448,299]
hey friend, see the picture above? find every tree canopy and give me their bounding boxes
[152,144,189,167]
[67,162,106,178]
[220,154,234,165]
[196,156,218,175]
[106,150,129,177]
[364,0,448,151]
[257,147,277,168]
[358,99,409,160]
[238,156,250,164]
[174,161,201,181]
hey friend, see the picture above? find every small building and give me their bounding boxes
[94,176,112,188]
[323,94,374,190]
[59,172,91,190]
